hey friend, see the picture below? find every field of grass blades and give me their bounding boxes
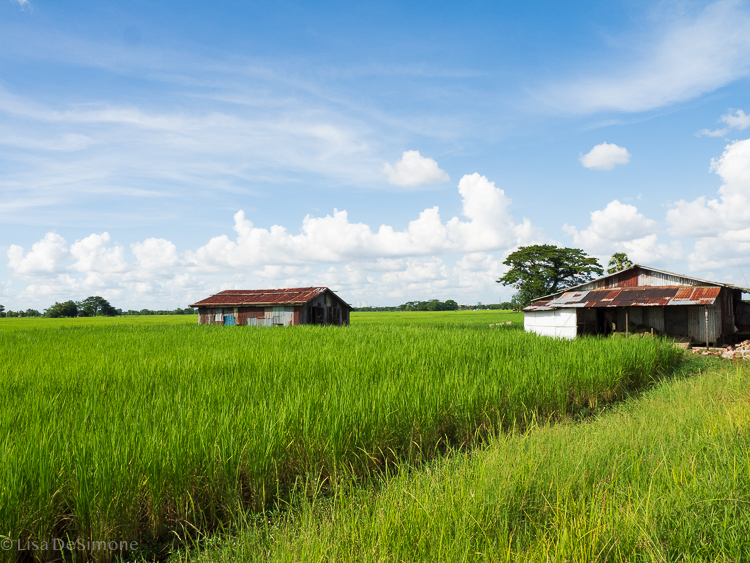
[180,357,750,563]
[0,314,680,560]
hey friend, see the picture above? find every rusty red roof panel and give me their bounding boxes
[190,287,331,307]
[524,286,720,311]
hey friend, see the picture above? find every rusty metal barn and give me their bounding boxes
[523,265,750,344]
[190,287,352,327]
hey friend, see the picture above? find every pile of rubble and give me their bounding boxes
[721,340,750,360]
[691,340,750,360]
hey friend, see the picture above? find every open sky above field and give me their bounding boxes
[1,0,750,310]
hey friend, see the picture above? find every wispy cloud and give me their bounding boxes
[697,108,750,137]
[539,0,750,113]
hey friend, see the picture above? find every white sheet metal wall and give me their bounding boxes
[524,309,577,339]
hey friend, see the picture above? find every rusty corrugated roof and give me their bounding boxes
[190,287,347,308]
[524,286,721,312]
[531,264,749,302]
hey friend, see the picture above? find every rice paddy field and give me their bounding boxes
[0,311,682,561]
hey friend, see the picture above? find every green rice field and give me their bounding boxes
[0,312,681,561]
[180,356,750,563]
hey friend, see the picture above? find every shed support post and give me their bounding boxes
[625,309,629,337]
[705,306,709,349]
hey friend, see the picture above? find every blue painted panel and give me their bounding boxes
[224,315,235,326]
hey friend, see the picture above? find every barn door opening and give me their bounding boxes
[313,306,326,325]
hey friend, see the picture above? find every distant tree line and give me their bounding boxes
[121,308,197,316]
[398,299,459,311]
[352,299,517,312]
[0,297,197,318]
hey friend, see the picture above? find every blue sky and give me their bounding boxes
[1,0,750,310]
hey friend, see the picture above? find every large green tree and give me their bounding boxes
[44,300,79,318]
[607,252,634,274]
[497,245,604,308]
[78,296,117,317]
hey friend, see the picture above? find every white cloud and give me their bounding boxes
[667,136,750,273]
[381,150,450,187]
[543,0,750,113]
[5,173,538,308]
[667,137,750,238]
[7,233,70,276]
[697,109,750,137]
[131,238,182,275]
[564,200,680,264]
[189,173,541,269]
[723,109,750,130]
[70,233,129,274]
[579,142,631,170]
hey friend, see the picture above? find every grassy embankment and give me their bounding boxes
[0,312,679,560]
[172,356,750,562]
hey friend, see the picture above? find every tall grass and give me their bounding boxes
[0,314,679,560]
[185,357,750,562]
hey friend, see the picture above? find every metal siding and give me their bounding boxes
[651,307,665,333]
[687,307,702,342]
[629,307,643,325]
[524,309,576,339]
[619,268,640,287]
[636,270,718,288]
[687,306,720,343]
[665,306,689,336]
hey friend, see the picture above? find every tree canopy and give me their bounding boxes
[607,252,634,274]
[78,296,117,317]
[398,299,459,311]
[44,300,79,318]
[497,244,604,308]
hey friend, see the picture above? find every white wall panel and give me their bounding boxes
[524,309,576,339]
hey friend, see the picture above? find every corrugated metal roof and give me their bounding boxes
[190,287,350,308]
[532,265,749,302]
[524,286,721,311]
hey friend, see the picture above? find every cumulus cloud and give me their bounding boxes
[667,137,750,237]
[381,150,450,187]
[7,233,70,276]
[189,173,541,269]
[579,142,631,170]
[667,136,750,272]
[564,200,680,264]
[5,173,539,308]
[697,109,750,137]
[70,233,129,274]
[132,238,183,274]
